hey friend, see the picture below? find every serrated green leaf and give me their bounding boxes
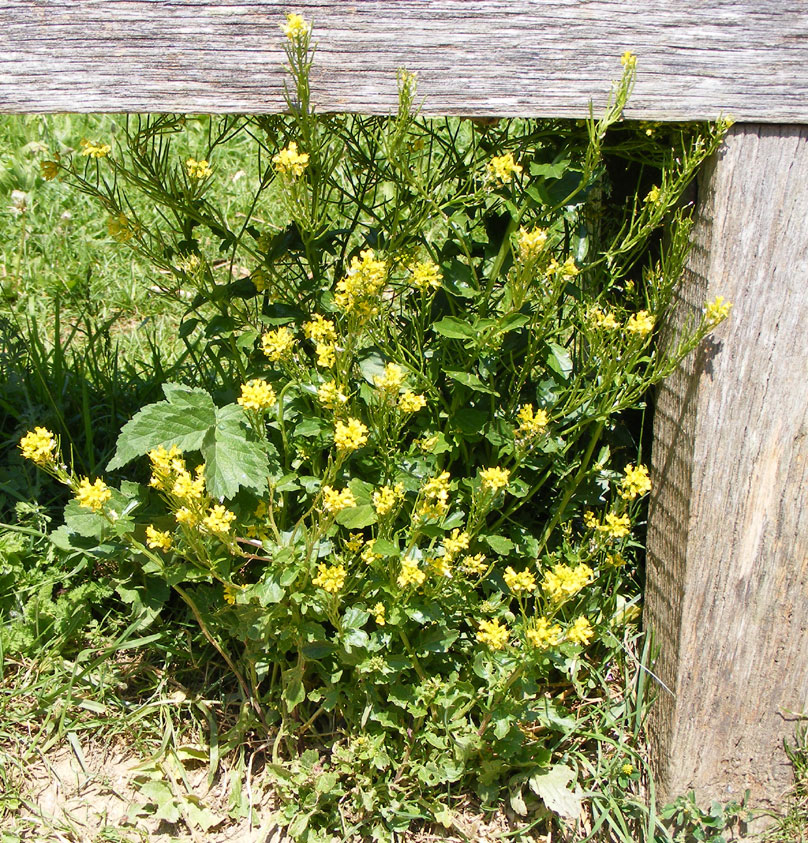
[335,504,377,529]
[108,385,216,471]
[201,404,269,499]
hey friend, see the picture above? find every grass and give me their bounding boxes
[0,112,805,843]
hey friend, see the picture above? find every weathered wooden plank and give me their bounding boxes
[645,124,808,809]
[1,1,807,121]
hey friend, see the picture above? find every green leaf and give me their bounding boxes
[201,404,269,498]
[432,317,477,340]
[545,342,573,380]
[282,667,306,711]
[335,504,377,529]
[108,385,215,470]
[528,764,583,820]
[483,534,514,555]
[445,370,498,396]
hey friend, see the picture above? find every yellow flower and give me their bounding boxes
[567,616,594,646]
[372,602,386,625]
[606,552,626,567]
[503,566,536,595]
[238,378,277,411]
[590,306,619,330]
[261,327,295,361]
[397,557,427,588]
[311,341,334,367]
[75,478,112,512]
[480,466,510,493]
[374,362,405,393]
[334,417,368,452]
[40,160,59,180]
[429,555,452,578]
[317,380,348,409]
[626,310,655,336]
[621,50,637,69]
[321,486,356,514]
[145,525,173,551]
[417,471,451,520]
[621,763,634,776]
[547,256,579,280]
[223,584,238,605]
[417,433,439,452]
[597,512,631,538]
[185,157,212,179]
[172,467,206,501]
[372,482,404,516]
[443,528,469,559]
[619,463,651,500]
[19,427,57,465]
[177,254,201,275]
[80,139,111,158]
[526,617,563,649]
[175,506,200,527]
[517,227,548,260]
[399,391,426,413]
[303,314,337,344]
[541,563,594,604]
[460,553,487,575]
[107,213,137,242]
[272,141,310,177]
[345,533,364,552]
[410,259,442,291]
[644,185,661,204]
[487,152,522,184]
[705,295,732,324]
[516,404,548,439]
[334,249,388,319]
[312,563,346,594]
[202,505,236,534]
[477,618,509,650]
[361,542,381,564]
[280,11,310,40]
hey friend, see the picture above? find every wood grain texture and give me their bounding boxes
[646,124,808,808]
[1,1,807,120]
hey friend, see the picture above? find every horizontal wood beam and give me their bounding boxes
[1,1,807,121]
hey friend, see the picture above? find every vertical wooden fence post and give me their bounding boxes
[646,124,808,809]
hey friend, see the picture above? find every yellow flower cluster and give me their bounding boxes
[19,427,57,465]
[705,295,732,324]
[567,615,594,645]
[345,533,364,553]
[177,253,201,275]
[619,463,651,500]
[175,506,200,527]
[399,390,426,413]
[172,465,206,501]
[429,555,451,578]
[597,512,631,538]
[443,528,469,559]
[361,542,380,564]
[272,141,310,177]
[503,566,536,595]
[372,482,404,516]
[334,249,388,320]
[418,471,451,520]
[621,50,637,69]
[477,618,509,650]
[202,504,236,534]
[238,379,277,411]
[334,417,368,452]
[590,306,619,330]
[487,152,522,184]
[526,617,563,649]
[80,139,111,158]
[374,362,405,393]
[321,485,356,514]
[541,562,594,604]
[517,226,548,260]
[148,444,183,488]
[145,525,173,551]
[280,12,310,40]
[317,380,348,409]
[547,256,579,280]
[372,602,386,625]
[480,466,510,492]
[316,343,335,367]
[304,314,338,367]
[261,327,295,361]
[644,185,661,204]
[516,404,548,439]
[312,563,346,594]
[397,557,426,588]
[410,259,442,291]
[75,477,112,512]
[186,158,212,179]
[460,553,487,575]
[108,213,137,242]
[223,584,238,605]
[626,310,654,336]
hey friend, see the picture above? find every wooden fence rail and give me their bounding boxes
[2,0,806,821]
